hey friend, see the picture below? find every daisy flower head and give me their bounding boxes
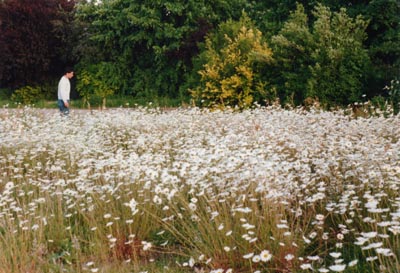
[243,252,254,259]
[260,250,272,262]
[252,255,261,263]
[329,264,346,272]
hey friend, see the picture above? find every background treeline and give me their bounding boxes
[0,0,399,110]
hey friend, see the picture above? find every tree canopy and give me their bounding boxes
[0,0,398,109]
[0,0,76,88]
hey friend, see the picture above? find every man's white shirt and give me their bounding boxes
[58,76,70,103]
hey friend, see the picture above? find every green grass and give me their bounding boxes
[0,95,189,109]
[74,95,189,109]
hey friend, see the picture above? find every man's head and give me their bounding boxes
[64,67,74,79]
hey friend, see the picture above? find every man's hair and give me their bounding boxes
[64,67,74,74]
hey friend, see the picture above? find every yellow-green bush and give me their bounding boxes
[191,14,273,110]
[76,62,117,109]
[11,85,42,105]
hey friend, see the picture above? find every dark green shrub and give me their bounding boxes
[0,88,12,100]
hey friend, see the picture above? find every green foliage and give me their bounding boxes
[0,88,12,100]
[74,0,249,99]
[271,4,370,107]
[363,0,400,97]
[271,3,314,105]
[244,0,298,38]
[0,0,398,109]
[40,80,58,101]
[307,5,370,107]
[0,0,76,88]
[76,62,118,109]
[191,14,273,109]
[385,78,400,115]
[11,86,42,105]
[76,70,95,108]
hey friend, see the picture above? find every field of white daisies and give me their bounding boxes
[0,106,399,273]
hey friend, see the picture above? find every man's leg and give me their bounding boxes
[57,100,64,114]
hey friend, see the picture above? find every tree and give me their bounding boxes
[270,3,314,105]
[244,0,298,38]
[74,0,248,99]
[297,0,399,98]
[76,62,121,109]
[271,3,370,107]
[363,0,399,97]
[307,4,370,106]
[0,0,76,89]
[191,14,273,109]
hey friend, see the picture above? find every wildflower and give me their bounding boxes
[260,250,272,262]
[103,213,111,219]
[361,231,378,238]
[389,226,400,235]
[329,264,346,272]
[249,237,258,243]
[142,241,152,251]
[252,255,261,263]
[329,252,341,258]
[285,254,294,261]
[153,195,162,205]
[188,257,195,267]
[277,223,289,229]
[307,255,320,261]
[366,256,378,262]
[336,233,344,240]
[309,232,317,239]
[5,182,14,191]
[243,253,254,259]
[348,260,358,267]
[303,236,311,244]
[300,263,312,270]
[189,202,197,211]
[127,198,139,215]
[376,248,393,256]
[362,242,383,250]
[242,223,255,230]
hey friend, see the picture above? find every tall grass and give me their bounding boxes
[0,106,399,272]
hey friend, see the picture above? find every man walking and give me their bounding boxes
[57,67,74,115]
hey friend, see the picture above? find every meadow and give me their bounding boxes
[0,106,399,273]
